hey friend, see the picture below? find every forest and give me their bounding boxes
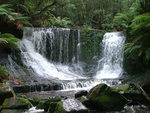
[0,0,150,113]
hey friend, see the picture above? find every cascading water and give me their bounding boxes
[96,32,126,79]
[15,28,126,90]
[20,27,83,80]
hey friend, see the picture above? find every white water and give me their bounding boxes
[19,28,125,90]
[20,28,83,80]
[96,32,126,79]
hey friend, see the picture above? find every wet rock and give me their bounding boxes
[75,90,88,98]
[53,99,89,113]
[83,84,127,111]
[45,98,89,113]
[2,97,32,109]
[0,83,13,105]
[12,82,62,93]
[62,98,88,113]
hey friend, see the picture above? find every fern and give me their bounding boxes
[0,33,20,49]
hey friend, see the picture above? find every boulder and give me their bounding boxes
[0,83,13,105]
[45,98,89,113]
[75,90,88,98]
[61,99,88,113]
[83,84,127,111]
[117,84,150,105]
[43,98,61,112]
[2,97,32,109]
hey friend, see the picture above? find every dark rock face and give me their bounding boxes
[75,90,88,98]
[83,84,127,111]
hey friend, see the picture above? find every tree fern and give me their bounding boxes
[0,33,20,49]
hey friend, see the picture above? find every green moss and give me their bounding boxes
[85,84,127,111]
[54,102,65,113]
[44,98,61,112]
[3,97,32,109]
[0,66,9,82]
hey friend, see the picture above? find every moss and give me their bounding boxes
[54,102,65,113]
[84,84,127,111]
[43,98,61,112]
[2,97,32,109]
[0,66,9,82]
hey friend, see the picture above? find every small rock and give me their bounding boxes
[75,90,88,98]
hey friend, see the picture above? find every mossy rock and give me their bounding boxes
[0,66,9,83]
[2,97,32,109]
[47,102,61,113]
[117,84,150,105]
[84,84,127,111]
[117,84,141,94]
[29,97,43,106]
[43,98,61,112]
[0,83,13,105]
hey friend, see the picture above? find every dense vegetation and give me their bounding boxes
[0,0,150,78]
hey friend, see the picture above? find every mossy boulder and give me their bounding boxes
[0,83,13,105]
[43,98,61,112]
[83,84,127,111]
[2,97,32,109]
[117,84,150,105]
[117,84,141,94]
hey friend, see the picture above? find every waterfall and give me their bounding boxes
[96,32,126,79]
[20,27,83,80]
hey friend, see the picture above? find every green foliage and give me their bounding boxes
[80,28,105,63]
[125,13,150,60]
[47,17,72,27]
[0,4,13,18]
[0,33,20,49]
[0,4,31,27]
